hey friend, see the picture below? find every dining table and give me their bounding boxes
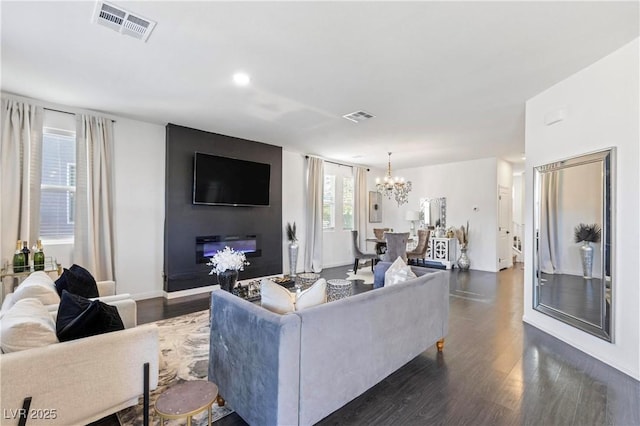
[366,237,415,255]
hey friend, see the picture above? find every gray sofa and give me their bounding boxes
[208,267,449,426]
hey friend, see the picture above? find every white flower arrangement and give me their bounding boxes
[207,246,250,275]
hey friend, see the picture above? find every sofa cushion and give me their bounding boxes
[384,257,417,286]
[55,264,99,298]
[12,271,60,306]
[260,279,295,314]
[295,278,327,310]
[56,291,124,342]
[0,298,58,353]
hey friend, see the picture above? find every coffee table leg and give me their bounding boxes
[209,405,212,426]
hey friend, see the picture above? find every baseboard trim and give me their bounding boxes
[130,290,165,301]
[163,285,221,299]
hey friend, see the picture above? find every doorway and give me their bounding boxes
[498,185,512,270]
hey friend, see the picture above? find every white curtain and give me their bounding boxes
[0,99,43,267]
[74,115,115,281]
[304,157,324,272]
[354,166,368,249]
[539,170,560,274]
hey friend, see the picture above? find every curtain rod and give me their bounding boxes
[2,92,117,122]
[44,107,116,123]
[305,155,370,171]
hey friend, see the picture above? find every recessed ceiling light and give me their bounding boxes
[233,72,251,86]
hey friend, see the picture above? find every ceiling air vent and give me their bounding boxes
[92,1,156,42]
[342,110,375,123]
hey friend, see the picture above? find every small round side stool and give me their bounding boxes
[155,380,219,426]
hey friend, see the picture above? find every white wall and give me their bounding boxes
[524,38,639,379]
[387,157,500,272]
[512,173,524,226]
[281,150,306,274]
[112,118,165,299]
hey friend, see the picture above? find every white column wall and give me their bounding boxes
[281,150,306,274]
[112,118,166,299]
[524,38,639,379]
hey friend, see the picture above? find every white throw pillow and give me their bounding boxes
[12,271,60,306]
[295,278,327,310]
[384,257,417,286]
[260,279,295,314]
[0,298,58,353]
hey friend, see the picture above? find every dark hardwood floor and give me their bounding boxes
[109,263,639,425]
[539,272,604,326]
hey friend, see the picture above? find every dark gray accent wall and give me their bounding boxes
[164,124,282,292]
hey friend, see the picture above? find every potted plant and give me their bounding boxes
[456,221,470,270]
[208,246,249,292]
[286,222,299,278]
[574,223,601,279]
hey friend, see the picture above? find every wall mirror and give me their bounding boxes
[419,197,446,229]
[533,148,614,341]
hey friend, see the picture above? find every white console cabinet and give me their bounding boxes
[425,237,457,269]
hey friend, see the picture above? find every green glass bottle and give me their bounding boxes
[34,239,45,271]
[12,240,25,273]
[22,241,31,271]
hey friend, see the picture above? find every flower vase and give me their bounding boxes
[288,243,299,278]
[457,247,470,271]
[217,270,239,292]
[580,241,594,279]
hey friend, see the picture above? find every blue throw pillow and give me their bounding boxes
[56,290,124,342]
[373,261,393,289]
[55,264,99,298]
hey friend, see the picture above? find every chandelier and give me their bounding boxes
[376,152,412,206]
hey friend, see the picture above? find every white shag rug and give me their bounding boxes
[117,310,234,425]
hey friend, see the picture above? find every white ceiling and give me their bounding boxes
[1,1,638,170]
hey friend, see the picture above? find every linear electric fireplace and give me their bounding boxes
[196,235,261,264]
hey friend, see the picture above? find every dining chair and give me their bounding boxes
[373,228,392,240]
[407,229,430,266]
[382,232,410,262]
[351,230,378,274]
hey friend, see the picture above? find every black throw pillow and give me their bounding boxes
[56,290,125,342]
[55,264,99,298]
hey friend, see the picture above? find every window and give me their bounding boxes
[342,177,354,230]
[323,175,335,229]
[40,128,76,243]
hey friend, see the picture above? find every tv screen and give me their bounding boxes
[193,152,271,206]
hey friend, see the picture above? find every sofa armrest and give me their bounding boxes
[0,324,159,425]
[209,289,301,426]
[97,280,116,296]
[49,298,138,329]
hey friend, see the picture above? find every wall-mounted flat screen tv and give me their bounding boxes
[193,152,271,206]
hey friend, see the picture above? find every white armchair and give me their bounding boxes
[0,298,159,425]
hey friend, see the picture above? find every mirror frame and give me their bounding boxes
[419,197,446,229]
[533,148,615,342]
